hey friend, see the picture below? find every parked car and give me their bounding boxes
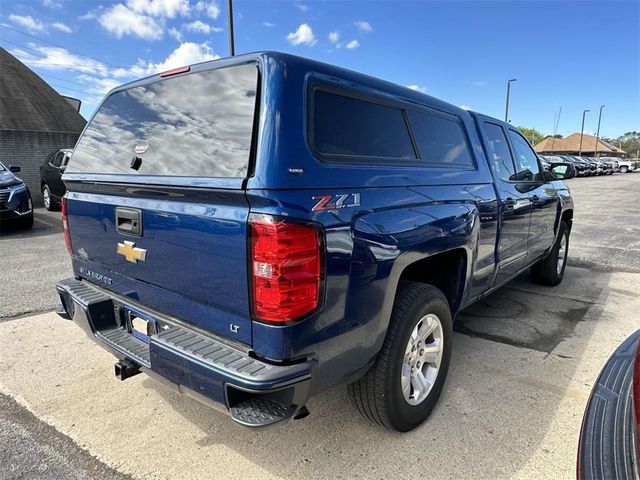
[539,155,576,179]
[56,52,574,431]
[40,149,72,211]
[556,156,591,177]
[578,330,640,479]
[605,157,637,173]
[0,162,33,229]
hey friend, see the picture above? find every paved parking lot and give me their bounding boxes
[0,172,639,479]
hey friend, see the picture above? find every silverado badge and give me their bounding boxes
[117,241,147,263]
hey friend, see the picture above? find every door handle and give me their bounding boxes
[503,198,516,210]
[116,207,142,236]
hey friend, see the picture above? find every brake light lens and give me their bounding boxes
[61,195,72,255]
[250,214,322,323]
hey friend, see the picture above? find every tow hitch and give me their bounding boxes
[114,360,141,381]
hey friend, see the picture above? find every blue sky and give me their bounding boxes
[1,0,638,138]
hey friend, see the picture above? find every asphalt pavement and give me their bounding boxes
[0,172,639,479]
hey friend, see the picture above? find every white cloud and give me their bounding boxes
[11,46,109,76]
[262,21,275,27]
[407,85,428,94]
[52,22,72,33]
[99,4,164,40]
[354,20,372,33]
[127,0,190,18]
[9,14,46,33]
[286,23,317,46]
[329,31,339,44]
[43,0,62,9]
[168,26,182,41]
[294,3,309,11]
[345,39,359,49]
[11,41,219,107]
[459,104,471,110]
[184,20,212,34]
[472,81,487,87]
[195,0,220,19]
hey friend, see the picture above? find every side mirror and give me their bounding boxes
[8,165,21,173]
[550,163,575,180]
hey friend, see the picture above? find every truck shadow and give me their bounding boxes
[144,265,612,479]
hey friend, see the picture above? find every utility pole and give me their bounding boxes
[227,0,235,56]
[551,106,562,152]
[578,109,590,157]
[504,78,517,122]
[594,105,605,158]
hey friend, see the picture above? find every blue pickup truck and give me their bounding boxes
[56,52,573,431]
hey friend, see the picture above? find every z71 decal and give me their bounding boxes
[312,193,361,212]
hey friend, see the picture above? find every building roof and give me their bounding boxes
[534,133,624,154]
[0,47,86,133]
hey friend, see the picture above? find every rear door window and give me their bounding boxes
[50,152,63,168]
[67,63,258,177]
[408,110,473,167]
[311,89,417,161]
[484,123,516,181]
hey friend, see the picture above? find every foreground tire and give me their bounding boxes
[348,281,453,431]
[531,221,569,286]
[620,166,629,173]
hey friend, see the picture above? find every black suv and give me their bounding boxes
[40,149,72,210]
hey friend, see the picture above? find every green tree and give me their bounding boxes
[516,126,546,146]
[602,132,640,158]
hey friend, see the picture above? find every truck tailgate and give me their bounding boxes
[67,186,252,344]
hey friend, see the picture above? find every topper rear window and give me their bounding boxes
[67,63,258,177]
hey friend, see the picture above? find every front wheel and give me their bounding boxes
[531,221,569,286]
[348,282,453,431]
[620,166,629,173]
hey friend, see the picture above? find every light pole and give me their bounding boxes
[578,109,590,157]
[594,105,605,158]
[504,78,517,122]
[227,0,235,56]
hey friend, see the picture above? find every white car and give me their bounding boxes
[601,157,636,173]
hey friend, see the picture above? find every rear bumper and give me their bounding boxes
[56,278,313,427]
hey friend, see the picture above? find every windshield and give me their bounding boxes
[67,63,259,178]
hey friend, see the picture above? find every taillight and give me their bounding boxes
[61,195,72,255]
[249,214,322,323]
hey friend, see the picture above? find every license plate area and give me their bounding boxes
[125,307,158,343]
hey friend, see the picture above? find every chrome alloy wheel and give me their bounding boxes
[43,186,50,209]
[401,313,444,405]
[557,234,567,276]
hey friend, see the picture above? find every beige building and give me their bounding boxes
[534,133,625,157]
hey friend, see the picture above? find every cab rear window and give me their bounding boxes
[67,63,258,177]
[311,90,417,161]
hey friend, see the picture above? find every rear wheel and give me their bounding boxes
[42,184,56,211]
[348,282,452,431]
[531,221,569,286]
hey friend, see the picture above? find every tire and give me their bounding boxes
[531,221,569,286]
[348,281,453,431]
[620,166,628,173]
[42,184,56,211]
[19,214,34,229]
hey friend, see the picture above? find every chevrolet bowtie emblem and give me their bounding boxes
[116,240,147,263]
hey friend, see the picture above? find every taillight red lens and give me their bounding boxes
[61,195,72,255]
[250,214,322,323]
